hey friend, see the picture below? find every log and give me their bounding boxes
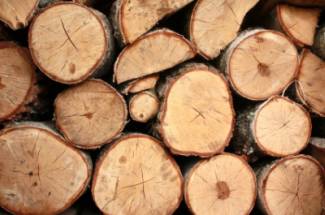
[114,29,196,84]
[110,0,194,45]
[92,134,183,214]
[29,2,114,84]
[256,155,324,215]
[189,0,259,59]
[296,49,325,116]
[309,137,325,167]
[0,122,92,214]
[129,90,160,123]
[184,153,256,215]
[232,96,311,159]
[285,0,325,7]
[121,75,159,95]
[222,29,298,101]
[54,79,127,149]
[0,42,39,122]
[155,63,235,157]
[313,25,325,59]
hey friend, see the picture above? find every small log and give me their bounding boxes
[232,96,311,160]
[189,0,259,59]
[184,153,256,215]
[92,134,183,214]
[0,122,92,214]
[309,137,325,167]
[121,75,159,95]
[313,25,325,60]
[296,49,325,116]
[110,0,194,45]
[155,63,235,157]
[114,29,196,84]
[222,29,298,101]
[54,79,127,149]
[129,90,160,123]
[0,42,39,122]
[29,2,114,84]
[256,155,324,215]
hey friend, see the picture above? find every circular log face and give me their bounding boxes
[185,153,256,215]
[55,79,127,149]
[0,125,91,214]
[227,30,298,100]
[297,50,325,116]
[29,3,108,84]
[129,91,159,123]
[260,155,324,215]
[92,134,183,215]
[253,96,311,157]
[158,64,234,157]
[0,42,35,121]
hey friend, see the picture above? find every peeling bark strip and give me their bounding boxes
[29,2,114,84]
[309,137,325,167]
[189,0,259,59]
[185,153,256,215]
[156,63,235,157]
[256,155,324,215]
[223,29,298,101]
[54,79,127,149]
[110,0,194,45]
[92,134,183,215]
[114,29,196,84]
[296,50,325,116]
[0,42,39,122]
[0,123,92,215]
[121,75,159,95]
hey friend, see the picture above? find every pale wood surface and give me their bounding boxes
[129,91,159,123]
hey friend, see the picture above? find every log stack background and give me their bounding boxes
[0,0,324,214]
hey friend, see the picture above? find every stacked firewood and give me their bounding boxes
[0,0,324,214]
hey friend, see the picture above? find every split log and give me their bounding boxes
[309,137,325,167]
[54,79,127,149]
[0,122,92,214]
[313,25,325,59]
[92,134,183,214]
[0,42,39,122]
[256,155,324,215]
[189,0,259,59]
[232,96,311,159]
[121,75,159,95]
[110,0,194,45]
[114,29,196,84]
[184,153,256,215]
[129,90,160,123]
[29,2,114,84]
[222,29,298,101]
[296,49,325,116]
[155,63,235,157]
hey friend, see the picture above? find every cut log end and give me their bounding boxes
[121,75,159,95]
[297,50,325,116]
[114,29,196,84]
[157,63,235,157]
[0,42,37,121]
[55,79,127,149]
[226,29,298,100]
[92,134,183,215]
[258,155,324,215]
[29,2,113,84]
[0,124,92,215]
[253,96,311,157]
[185,153,256,215]
[129,91,159,123]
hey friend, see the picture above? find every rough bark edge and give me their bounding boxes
[54,79,128,150]
[91,133,184,215]
[113,28,196,84]
[28,2,112,85]
[312,25,325,60]
[0,122,93,215]
[155,63,235,157]
[184,153,257,215]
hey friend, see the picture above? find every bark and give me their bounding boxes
[54,79,127,149]
[91,134,183,215]
[312,25,325,60]
[0,122,92,215]
[121,75,159,95]
[309,137,325,167]
[155,63,235,157]
[28,2,115,84]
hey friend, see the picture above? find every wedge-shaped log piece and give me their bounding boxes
[114,29,196,84]
[92,134,183,215]
[0,123,92,214]
[121,75,159,95]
